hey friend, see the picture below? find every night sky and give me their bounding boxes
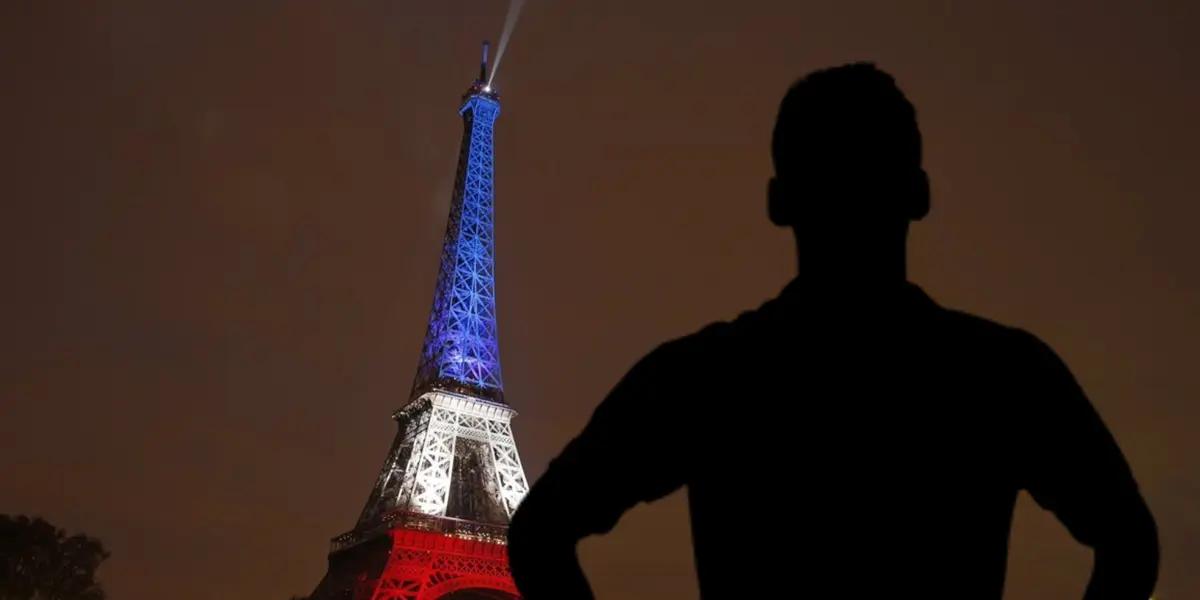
[2,2,1198,598]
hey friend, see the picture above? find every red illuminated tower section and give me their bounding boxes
[309,43,528,600]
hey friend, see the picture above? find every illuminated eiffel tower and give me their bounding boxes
[310,42,529,600]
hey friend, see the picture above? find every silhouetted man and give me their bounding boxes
[508,63,1158,599]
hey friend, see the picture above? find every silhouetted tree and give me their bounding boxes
[0,515,109,600]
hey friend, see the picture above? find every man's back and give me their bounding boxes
[683,281,1142,596]
[511,280,1154,598]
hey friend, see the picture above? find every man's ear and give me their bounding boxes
[768,177,794,227]
[907,169,930,221]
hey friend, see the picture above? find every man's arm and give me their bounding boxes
[1017,333,1159,599]
[509,333,714,599]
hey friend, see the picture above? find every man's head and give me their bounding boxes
[768,63,929,262]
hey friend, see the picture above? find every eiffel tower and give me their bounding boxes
[310,43,529,600]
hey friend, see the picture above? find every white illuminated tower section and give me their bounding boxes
[309,43,529,600]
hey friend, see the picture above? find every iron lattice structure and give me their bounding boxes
[355,529,518,600]
[413,82,504,404]
[355,392,528,527]
[310,45,529,600]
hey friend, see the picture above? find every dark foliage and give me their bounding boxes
[0,515,108,600]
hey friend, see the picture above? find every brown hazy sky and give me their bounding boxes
[2,1,1198,598]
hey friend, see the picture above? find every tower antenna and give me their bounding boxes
[480,40,490,83]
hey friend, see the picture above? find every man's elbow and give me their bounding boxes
[508,491,596,599]
[1119,499,1159,583]
[507,501,539,569]
[508,491,572,578]
[1089,498,1160,598]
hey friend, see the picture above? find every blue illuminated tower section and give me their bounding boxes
[413,75,505,403]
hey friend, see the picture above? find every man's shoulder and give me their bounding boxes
[938,305,1027,340]
[932,303,1068,376]
[938,305,1047,347]
[631,311,757,376]
[663,296,783,347]
[644,320,738,363]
